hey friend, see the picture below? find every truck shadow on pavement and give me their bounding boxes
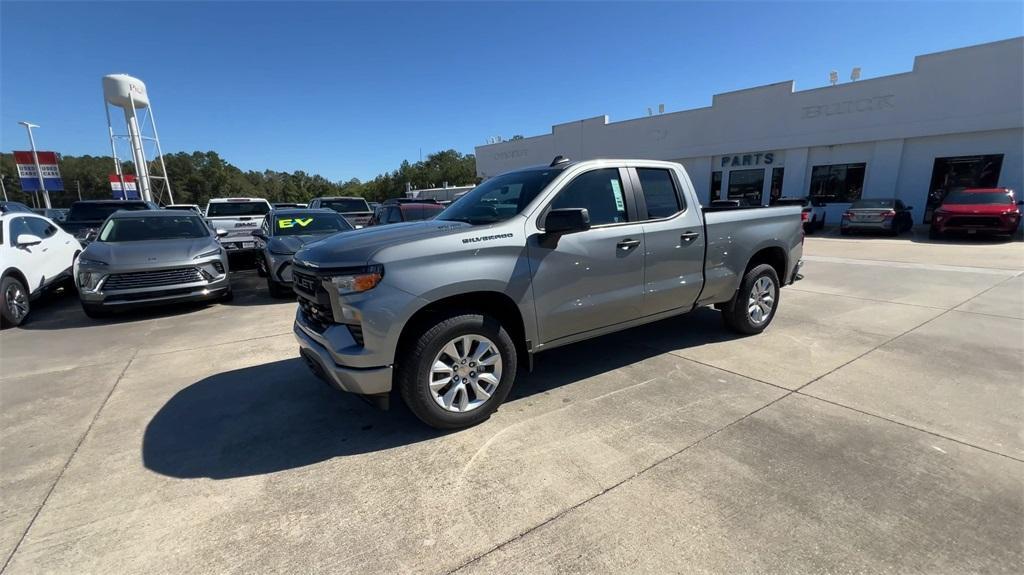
[142,307,746,480]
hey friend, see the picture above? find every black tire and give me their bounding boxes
[721,264,780,335]
[220,287,234,302]
[81,302,111,319]
[398,312,518,429]
[1,275,30,328]
[929,226,942,240]
[840,228,851,236]
[804,219,816,235]
[266,277,291,299]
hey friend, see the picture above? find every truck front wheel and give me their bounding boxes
[398,312,518,429]
[721,264,780,335]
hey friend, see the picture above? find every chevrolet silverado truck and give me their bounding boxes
[204,197,272,254]
[292,158,804,429]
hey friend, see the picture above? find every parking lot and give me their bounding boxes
[1,231,1022,574]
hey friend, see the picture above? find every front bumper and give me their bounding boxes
[294,321,393,395]
[933,219,1019,235]
[78,258,230,307]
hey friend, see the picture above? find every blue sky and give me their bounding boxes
[2,1,1022,182]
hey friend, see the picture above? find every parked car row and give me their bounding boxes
[0,192,446,326]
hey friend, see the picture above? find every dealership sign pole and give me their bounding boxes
[16,123,65,209]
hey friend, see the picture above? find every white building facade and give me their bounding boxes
[475,38,1024,224]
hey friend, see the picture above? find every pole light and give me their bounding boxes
[17,121,52,209]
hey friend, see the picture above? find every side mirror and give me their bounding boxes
[16,234,43,247]
[544,208,591,234]
[216,229,229,238]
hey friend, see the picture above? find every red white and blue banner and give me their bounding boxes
[109,174,140,200]
[14,151,64,192]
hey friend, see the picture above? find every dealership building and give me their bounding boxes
[475,37,1023,224]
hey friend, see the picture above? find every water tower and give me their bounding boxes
[102,74,173,203]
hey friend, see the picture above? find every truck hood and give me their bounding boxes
[82,237,221,266]
[267,232,350,255]
[293,220,472,268]
[936,204,1017,215]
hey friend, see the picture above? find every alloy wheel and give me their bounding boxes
[746,276,776,325]
[428,334,503,413]
[5,282,28,321]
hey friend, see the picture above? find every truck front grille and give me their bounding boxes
[103,267,205,291]
[298,296,332,333]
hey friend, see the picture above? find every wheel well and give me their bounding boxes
[2,268,29,291]
[397,291,528,361]
[746,246,787,282]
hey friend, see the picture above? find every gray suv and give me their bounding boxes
[292,158,804,428]
[76,210,231,317]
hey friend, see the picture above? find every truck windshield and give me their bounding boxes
[321,199,370,213]
[437,168,560,225]
[273,213,353,236]
[69,202,149,221]
[943,191,1013,205]
[98,215,210,242]
[207,202,271,217]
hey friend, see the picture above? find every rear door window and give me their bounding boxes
[636,168,683,218]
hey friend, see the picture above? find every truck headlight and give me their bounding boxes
[327,265,383,295]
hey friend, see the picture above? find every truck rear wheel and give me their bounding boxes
[398,312,517,429]
[722,264,780,335]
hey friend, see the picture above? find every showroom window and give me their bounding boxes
[770,167,785,204]
[924,154,1003,223]
[710,171,722,203]
[728,169,765,206]
[808,163,866,203]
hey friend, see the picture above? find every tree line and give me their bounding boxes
[0,149,478,208]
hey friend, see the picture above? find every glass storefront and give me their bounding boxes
[924,155,1003,223]
[728,169,765,206]
[809,163,866,203]
[710,171,722,204]
[770,167,785,203]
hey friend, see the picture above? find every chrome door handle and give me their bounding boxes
[680,231,700,243]
[617,238,641,251]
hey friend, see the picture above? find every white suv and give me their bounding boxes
[1,208,82,327]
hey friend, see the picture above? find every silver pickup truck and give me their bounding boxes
[292,158,803,428]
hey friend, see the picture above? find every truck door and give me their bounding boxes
[629,167,706,315]
[528,167,646,344]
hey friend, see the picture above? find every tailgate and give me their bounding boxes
[208,216,264,239]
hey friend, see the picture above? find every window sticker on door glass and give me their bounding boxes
[610,179,625,211]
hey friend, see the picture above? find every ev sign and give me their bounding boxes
[14,151,63,192]
[277,217,313,229]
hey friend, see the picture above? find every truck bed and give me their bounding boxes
[697,205,804,307]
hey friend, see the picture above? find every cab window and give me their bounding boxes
[549,168,628,226]
[637,168,683,218]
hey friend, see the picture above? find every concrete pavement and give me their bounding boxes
[1,235,1022,574]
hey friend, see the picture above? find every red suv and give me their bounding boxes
[930,188,1022,239]
[368,202,445,226]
